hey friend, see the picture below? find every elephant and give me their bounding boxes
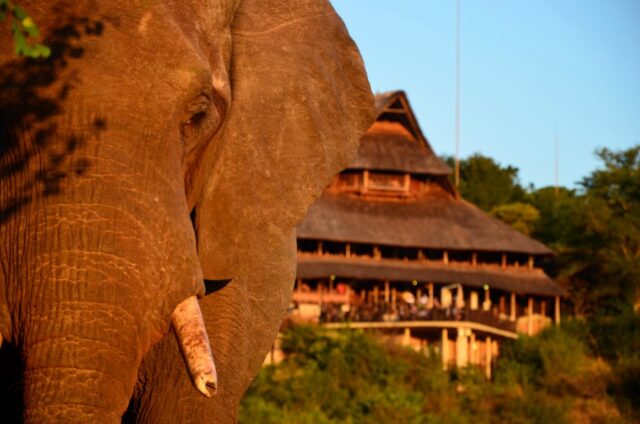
[0,0,374,422]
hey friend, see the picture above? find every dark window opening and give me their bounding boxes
[323,241,346,256]
[477,252,502,266]
[449,250,472,263]
[298,239,317,254]
[424,250,444,261]
[351,243,374,258]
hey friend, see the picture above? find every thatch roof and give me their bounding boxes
[297,257,566,297]
[347,91,450,175]
[297,191,553,255]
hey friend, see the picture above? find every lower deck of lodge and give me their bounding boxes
[277,271,562,377]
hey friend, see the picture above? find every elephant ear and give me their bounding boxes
[196,0,375,280]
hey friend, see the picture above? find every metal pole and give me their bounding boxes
[455,0,461,188]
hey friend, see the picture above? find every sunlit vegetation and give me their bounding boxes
[240,320,637,423]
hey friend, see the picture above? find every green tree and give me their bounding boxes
[553,146,640,316]
[443,153,527,211]
[490,202,540,236]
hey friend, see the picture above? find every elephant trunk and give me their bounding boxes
[19,302,145,423]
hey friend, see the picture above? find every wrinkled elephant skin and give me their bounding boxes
[0,0,373,422]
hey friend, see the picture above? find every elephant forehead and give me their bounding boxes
[233,0,334,34]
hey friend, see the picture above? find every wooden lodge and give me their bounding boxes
[282,91,566,377]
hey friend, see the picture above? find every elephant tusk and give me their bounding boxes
[171,295,217,397]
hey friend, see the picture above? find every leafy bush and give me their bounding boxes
[240,323,631,423]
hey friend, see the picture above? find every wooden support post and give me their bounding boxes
[470,291,478,310]
[443,251,449,265]
[418,249,425,260]
[441,288,452,308]
[541,300,547,317]
[391,288,397,312]
[501,253,507,269]
[442,329,449,370]
[384,280,390,303]
[402,327,411,346]
[472,252,477,266]
[373,285,379,305]
[528,255,534,270]
[555,296,561,324]
[403,173,410,192]
[483,286,491,311]
[456,285,465,308]
[470,332,476,364]
[510,292,516,321]
[363,170,369,193]
[485,336,492,379]
[527,297,533,336]
[499,296,506,316]
[360,289,366,302]
[456,328,469,368]
[317,241,323,256]
[428,283,434,309]
[373,246,381,260]
[329,278,334,294]
[345,243,351,258]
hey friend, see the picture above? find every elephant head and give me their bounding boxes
[0,0,373,422]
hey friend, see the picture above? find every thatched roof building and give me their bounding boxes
[289,91,565,373]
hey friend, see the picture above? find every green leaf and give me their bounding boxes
[22,16,39,37]
[33,43,50,58]
[13,5,27,20]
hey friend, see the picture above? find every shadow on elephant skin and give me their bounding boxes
[0,10,108,225]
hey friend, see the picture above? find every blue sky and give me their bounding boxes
[332,0,640,189]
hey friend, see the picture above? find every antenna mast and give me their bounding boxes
[455,0,461,187]
[554,132,559,197]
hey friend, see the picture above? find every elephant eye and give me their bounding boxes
[180,95,221,150]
